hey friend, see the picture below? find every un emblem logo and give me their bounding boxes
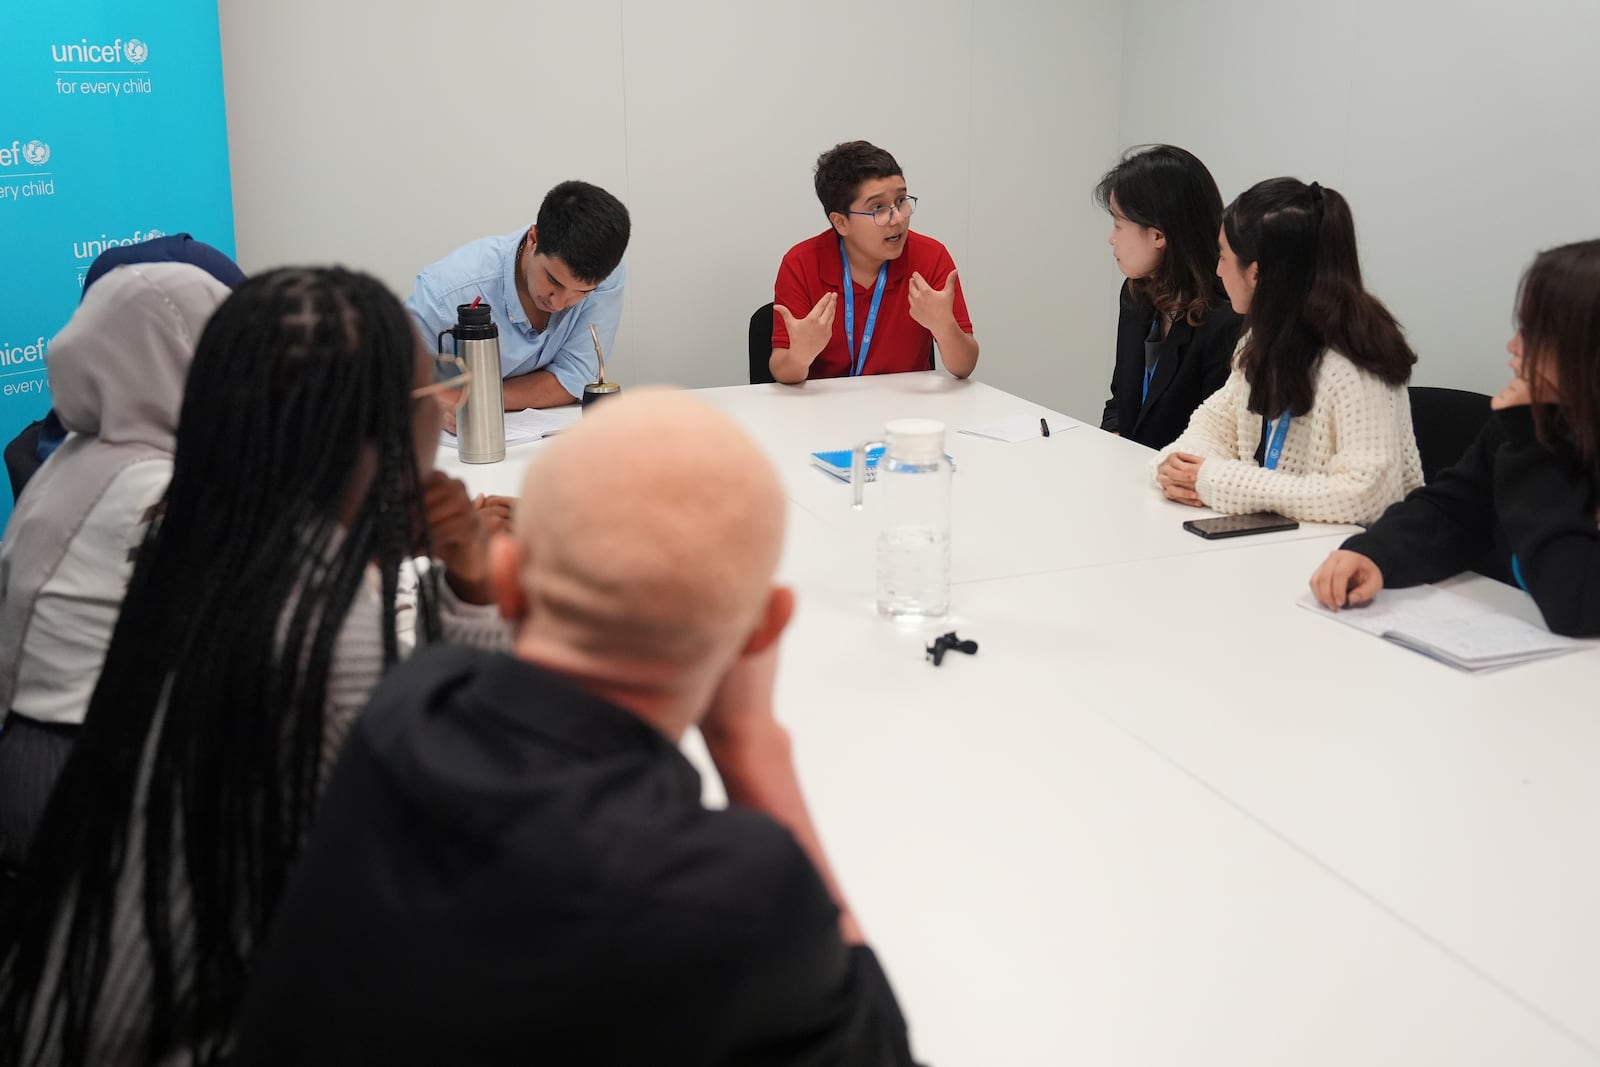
[125,39,149,64]
[22,141,50,166]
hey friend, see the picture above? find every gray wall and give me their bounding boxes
[220,0,1600,417]
[1118,0,1600,397]
[219,0,1124,422]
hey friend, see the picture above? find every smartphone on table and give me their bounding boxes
[1182,512,1299,539]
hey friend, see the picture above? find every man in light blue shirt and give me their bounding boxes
[409,181,630,412]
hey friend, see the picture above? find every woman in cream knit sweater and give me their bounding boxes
[1154,178,1422,524]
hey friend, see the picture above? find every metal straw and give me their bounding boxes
[589,323,607,385]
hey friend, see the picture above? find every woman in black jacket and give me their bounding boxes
[1310,239,1600,636]
[1096,144,1242,450]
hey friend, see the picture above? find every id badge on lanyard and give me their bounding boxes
[1263,412,1292,470]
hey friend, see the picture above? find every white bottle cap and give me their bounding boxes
[884,418,945,463]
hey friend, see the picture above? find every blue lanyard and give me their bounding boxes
[1263,412,1292,470]
[840,239,888,377]
[1141,315,1161,404]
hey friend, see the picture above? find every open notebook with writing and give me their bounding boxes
[440,406,582,448]
[1299,586,1586,672]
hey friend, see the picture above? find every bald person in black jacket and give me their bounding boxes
[234,389,921,1067]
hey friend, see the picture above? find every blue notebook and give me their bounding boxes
[809,447,954,483]
[810,447,885,483]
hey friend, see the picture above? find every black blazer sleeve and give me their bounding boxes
[1343,407,1600,636]
[1101,281,1144,434]
[1341,419,1501,587]
[1192,310,1237,406]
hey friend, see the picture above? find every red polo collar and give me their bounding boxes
[816,230,917,289]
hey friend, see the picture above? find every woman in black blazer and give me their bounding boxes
[1096,145,1242,450]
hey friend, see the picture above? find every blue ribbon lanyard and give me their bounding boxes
[1262,412,1292,470]
[840,239,888,377]
[1142,315,1160,404]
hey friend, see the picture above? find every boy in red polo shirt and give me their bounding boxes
[770,141,979,383]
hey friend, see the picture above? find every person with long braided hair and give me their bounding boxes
[0,267,509,1066]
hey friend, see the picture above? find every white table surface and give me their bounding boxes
[437,375,1600,1065]
[948,536,1600,1054]
[447,374,1360,585]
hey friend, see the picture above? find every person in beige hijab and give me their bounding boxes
[0,263,230,871]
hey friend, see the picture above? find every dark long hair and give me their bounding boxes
[1517,239,1600,488]
[0,268,441,1066]
[1095,144,1227,327]
[1224,178,1415,416]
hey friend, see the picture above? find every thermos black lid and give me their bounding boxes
[453,302,497,338]
[456,302,493,327]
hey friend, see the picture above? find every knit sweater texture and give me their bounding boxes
[1154,347,1423,524]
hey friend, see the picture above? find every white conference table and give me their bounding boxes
[438,373,1600,1066]
[451,372,1358,585]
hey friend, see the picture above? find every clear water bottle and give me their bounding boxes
[851,418,952,619]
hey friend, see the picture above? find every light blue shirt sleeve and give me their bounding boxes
[531,260,627,400]
[406,269,455,352]
[406,231,520,373]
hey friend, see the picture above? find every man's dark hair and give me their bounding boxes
[813,142,903,219]
[535,181,631,284]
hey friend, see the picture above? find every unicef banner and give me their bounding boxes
[0,1,235,526]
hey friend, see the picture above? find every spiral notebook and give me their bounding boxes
[810,447,886,483]
[1298,588,1586,672]
[809,447,957,483]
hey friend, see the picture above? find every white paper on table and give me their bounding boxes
[1297,588,1586,671]
[441,406,583,447]
[957,414,1078,443]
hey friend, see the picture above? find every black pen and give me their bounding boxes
[1039,417,1050,438]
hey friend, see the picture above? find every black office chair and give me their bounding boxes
[748,303,777,385]
[1409,386,1492,484]
[4,419,44,504]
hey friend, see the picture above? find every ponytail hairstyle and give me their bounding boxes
[1094,144,1228,327]
[1515,238,1600,488]
[0,267,442,1067]
[1223,177,1416,416]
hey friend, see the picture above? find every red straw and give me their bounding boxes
[469,296,483,309]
